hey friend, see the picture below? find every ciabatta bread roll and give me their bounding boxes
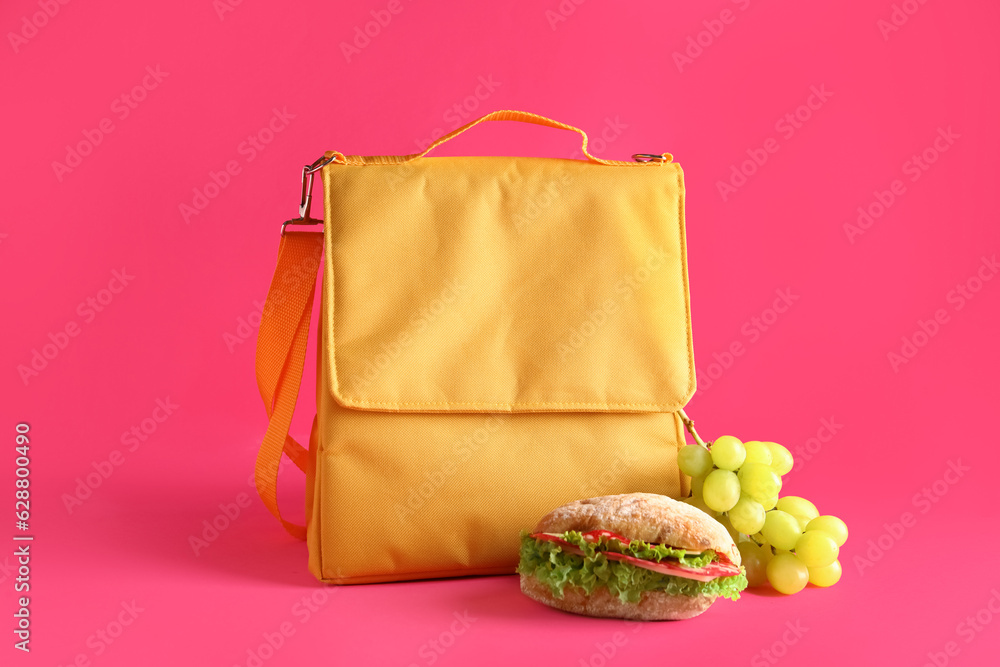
[518,493,746,620]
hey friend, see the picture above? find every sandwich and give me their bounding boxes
[518,493,747,620]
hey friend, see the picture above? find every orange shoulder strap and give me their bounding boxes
[253,231,323,540]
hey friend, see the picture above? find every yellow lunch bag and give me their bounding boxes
[254,110,696,584]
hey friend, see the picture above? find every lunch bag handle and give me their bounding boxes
[328,109,672,166]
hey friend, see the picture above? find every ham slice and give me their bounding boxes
[531,531,741,583]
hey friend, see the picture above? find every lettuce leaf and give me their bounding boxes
[518,532,747,605]
[559,530,718,569]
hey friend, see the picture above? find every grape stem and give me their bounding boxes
[677,408,709,448]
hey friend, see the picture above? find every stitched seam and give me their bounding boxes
[324,166,343,402]
[340,156,649,167]
[324,565,516,584]
[336,399,679,408]
[674,165,696,401]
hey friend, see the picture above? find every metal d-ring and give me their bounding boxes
[632,153,669,163]
[281,153,337,236]
[280,217,322,236]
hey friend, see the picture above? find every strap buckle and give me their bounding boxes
[281,154,336,235]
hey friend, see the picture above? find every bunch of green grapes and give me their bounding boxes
[678,435,848,595]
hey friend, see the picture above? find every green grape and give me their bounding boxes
[808,559,843,587]
[710,435,746,471]
[738,463,782,503]
[678,444,714,478]
[761,510,802,550]
[703,469,741,512]
[765,442,794,475]
[760,494,778,511]
[766,553,810,594]
[795,516,811,532]
[742,440,773,465]
[682,495,718,517]
[690,474,706,498]
[728,496,766,535]
[794,530,839,568]
[806,515,849,547]
[776,496,819,522]
[737,541,768,587]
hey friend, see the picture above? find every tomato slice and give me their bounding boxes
[529,531,741,582]
[580,529,631,544]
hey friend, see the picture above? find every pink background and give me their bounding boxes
[3,0,999,665]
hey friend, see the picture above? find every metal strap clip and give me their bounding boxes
[280,154,337,235]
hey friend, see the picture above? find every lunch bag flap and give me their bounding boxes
[320,152,694,413]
